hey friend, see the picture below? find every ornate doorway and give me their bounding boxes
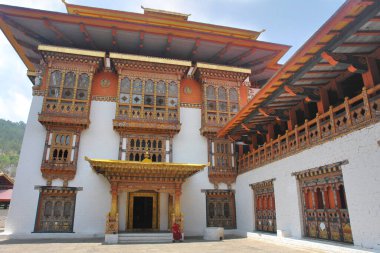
[133,197,153,229]
[128,192,159,230]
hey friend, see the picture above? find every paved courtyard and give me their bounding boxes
[0,235,367,253]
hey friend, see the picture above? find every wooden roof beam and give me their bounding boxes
[339,42,380,47]
[241,123,250,131]
[307,69,346,75]
[2,15,50,44]
[354,30,380,36]
[43,18,73,45]
[163,34,173,56]
[244,51,279,67]
[369,16,380,22]
[189,38,201,59]
[284,85,320,102]
[227,48,256,65]
[138,31,145,53]
[111,27,118,51]
[209,42,232,62]
[80,23,96,49]
[321,51,368,73]
[16,39,39,55]
[0,15,35,71]
[259,108,288,121]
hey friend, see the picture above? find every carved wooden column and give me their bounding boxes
[266,124,275,143]
[287,108,297,131]
[106,182,119,234]
[168,194,174,229]
[362,57,379,89]
[317,87,330,114]
[173,185,183,232]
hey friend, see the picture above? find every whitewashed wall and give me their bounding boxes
[6,100,119,237]
[71,101,119,236]
[173,107,232,236]
[235,122,380,250]
[7,102,236,238]
[5,96,46,235]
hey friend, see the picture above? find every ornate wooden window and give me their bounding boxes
[205,190,236,229]
[204,84,240,128]
[41,130,80,184]
[34,186,79,233]
[43,69,92,118]
[49,133,73,163]
[208,138,236,186]
[250,179,276,233]
[119,135,168,162]
[116,77,179,122]
[294,161,353,244]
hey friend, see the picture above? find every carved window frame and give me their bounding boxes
[205,190,236,229]
[116,76,180,122]
[44,68,93,116]
[250,179,276,233]
[48,132,74,164]
[34,187,78,233]
[123,134,168,162]
[204,84,240,126]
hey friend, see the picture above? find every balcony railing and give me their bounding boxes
[238,85,380,174]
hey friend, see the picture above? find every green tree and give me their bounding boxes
[0,119,26,177]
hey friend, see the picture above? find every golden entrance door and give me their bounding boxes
[127,192,159,230]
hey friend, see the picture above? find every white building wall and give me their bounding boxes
[5,96,46,235]
[71,101,119,236]
[173,107,231,236]
[235,122,380,250]
[6,100,119,237]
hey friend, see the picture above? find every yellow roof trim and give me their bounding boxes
[85,156,208,169]
[110,52,192,66]
[38,45,105,58]
[141,6,190,19]
[196,62,251,74]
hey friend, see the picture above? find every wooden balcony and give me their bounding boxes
[38,100,90,129]
[238,85,380,174]
[208,166,237,186]
[113,108,181,134]
[40,160,76,182]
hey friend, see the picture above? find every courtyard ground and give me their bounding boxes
[0,235,373,253]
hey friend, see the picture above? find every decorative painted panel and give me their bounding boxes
[205,190,236,229]
[250,179,276,233]
[34,187,78,233]
[295,163,353,244]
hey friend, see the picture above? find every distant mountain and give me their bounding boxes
[0,119,26,177]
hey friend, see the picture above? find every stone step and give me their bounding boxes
[118,233,173,243]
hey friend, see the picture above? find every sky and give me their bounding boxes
[0,0,346,123]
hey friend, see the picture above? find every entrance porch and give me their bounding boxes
[85,156,207,243]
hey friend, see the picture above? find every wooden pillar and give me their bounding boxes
[317,87,330,114]
[287,108,297,131]
[362,57,379,89]
[110,183,118,217]
[266,124,275,143]
[331,80,344,100]
[168,194,173,229]
[106,182,119,234]
[171,185,184,234]
[251,135,258,150]
[300,101,310,120]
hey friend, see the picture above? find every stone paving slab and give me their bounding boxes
[0,235,360,253]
